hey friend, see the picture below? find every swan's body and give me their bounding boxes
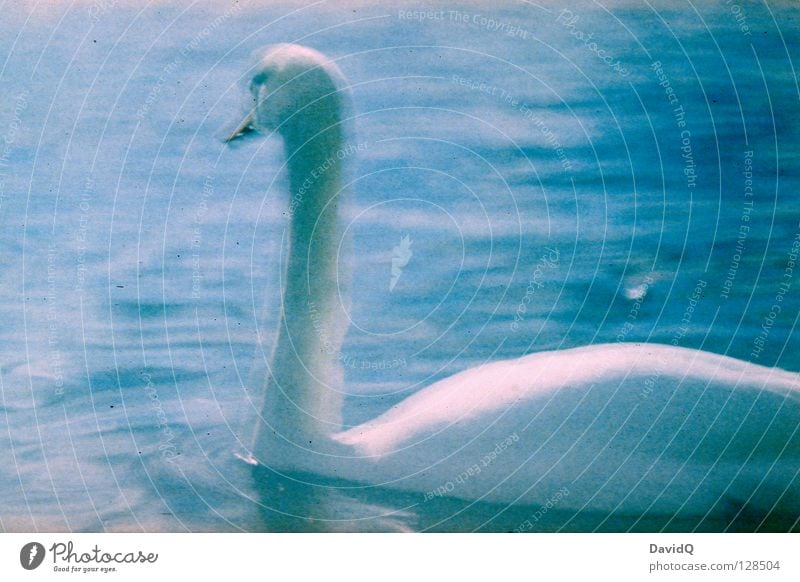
[228,44,799,530]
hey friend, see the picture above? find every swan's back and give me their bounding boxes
[337,343,799,457]
[329,343,799,518]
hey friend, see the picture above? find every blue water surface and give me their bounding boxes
[0,0,798,531]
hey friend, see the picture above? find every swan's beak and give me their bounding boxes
[224,110,257,143]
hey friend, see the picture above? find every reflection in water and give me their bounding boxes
[250,464,798,533]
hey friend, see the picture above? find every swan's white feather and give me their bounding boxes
[334,343,799,458]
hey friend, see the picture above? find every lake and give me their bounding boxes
[0,0,798,531]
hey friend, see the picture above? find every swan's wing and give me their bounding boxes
[332,344,799,516]
[335,343,799,459]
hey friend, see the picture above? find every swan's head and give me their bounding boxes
[225,44,347,143]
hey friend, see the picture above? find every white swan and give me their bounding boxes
[226,44,799,531]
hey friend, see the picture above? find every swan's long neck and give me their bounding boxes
[255,120,348,455]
